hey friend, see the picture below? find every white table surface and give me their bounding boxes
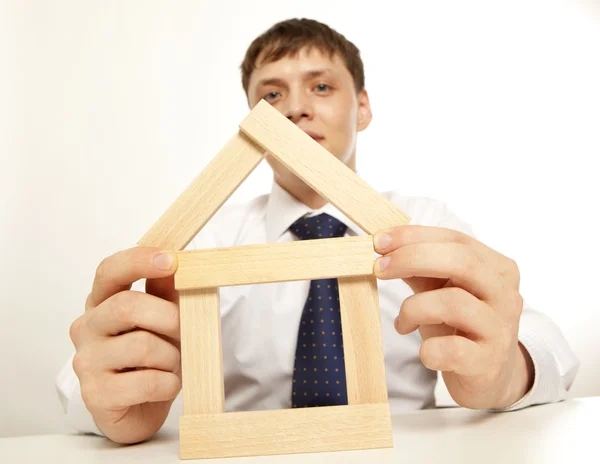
[2,397,598,463]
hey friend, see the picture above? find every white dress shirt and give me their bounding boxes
[55,180,580,436]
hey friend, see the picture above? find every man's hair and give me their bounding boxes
[240,18,365,96]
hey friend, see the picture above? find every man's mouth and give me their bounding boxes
[303,130,325,143]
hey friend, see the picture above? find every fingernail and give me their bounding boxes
[374,233,392,250]
[376,256,391,273]
[394,315,401,332]
[154,252,175,271]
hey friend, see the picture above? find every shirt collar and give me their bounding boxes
[265,180,367,242]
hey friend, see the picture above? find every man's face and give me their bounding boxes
[246,46,372,177]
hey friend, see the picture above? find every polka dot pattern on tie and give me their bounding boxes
[289,213,348,408]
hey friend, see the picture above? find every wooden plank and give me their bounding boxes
[179,288,224,415]
[239,99,410,234]
[174,235,375,290]
[339,275,389,405]
[138,131,264,250]
[179,403,393,459]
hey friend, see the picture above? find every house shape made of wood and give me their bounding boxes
[138,99,411,460]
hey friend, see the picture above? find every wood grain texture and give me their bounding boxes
[179,288,224,415]
[138,131,264,250]
[174,235,375,290]
[179,403,393,459]
[339,275,389,405]
[239,99,410,234]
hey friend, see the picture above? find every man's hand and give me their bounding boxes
[373,225,534,409]
[69,247,181,444]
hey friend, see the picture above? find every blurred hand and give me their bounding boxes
[69,247,181,444]
[373,225,534,409]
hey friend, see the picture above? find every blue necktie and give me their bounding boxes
[289,213,348,408]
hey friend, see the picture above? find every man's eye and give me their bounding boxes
[264,91,280,100]
[315,84,331,92]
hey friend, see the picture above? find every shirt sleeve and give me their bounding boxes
[55,353,105,436]
[495,302,580,411]
[401,194,580,410]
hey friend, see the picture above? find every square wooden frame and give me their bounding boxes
[138,100,411,459]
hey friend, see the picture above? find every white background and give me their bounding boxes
[1,0,599,437]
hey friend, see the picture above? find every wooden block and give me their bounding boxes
[239,100,410,234]
[179,288,224,415]
[179,403,393,459]
[138,132,264,250]
[174,235,375,290]
[339,275,389,405]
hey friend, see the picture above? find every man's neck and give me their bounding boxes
[274,177,328,209]
[274,152,357,209]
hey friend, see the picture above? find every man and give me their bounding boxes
[57,18,579,445]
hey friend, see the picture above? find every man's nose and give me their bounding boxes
[284,91,313,123]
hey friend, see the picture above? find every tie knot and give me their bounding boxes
[290,213,347,240]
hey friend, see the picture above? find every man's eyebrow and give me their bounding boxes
[256,77,287,88]
[303,68,333,79]
[256,69,334,88]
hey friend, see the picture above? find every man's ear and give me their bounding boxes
[356,88,373,132]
